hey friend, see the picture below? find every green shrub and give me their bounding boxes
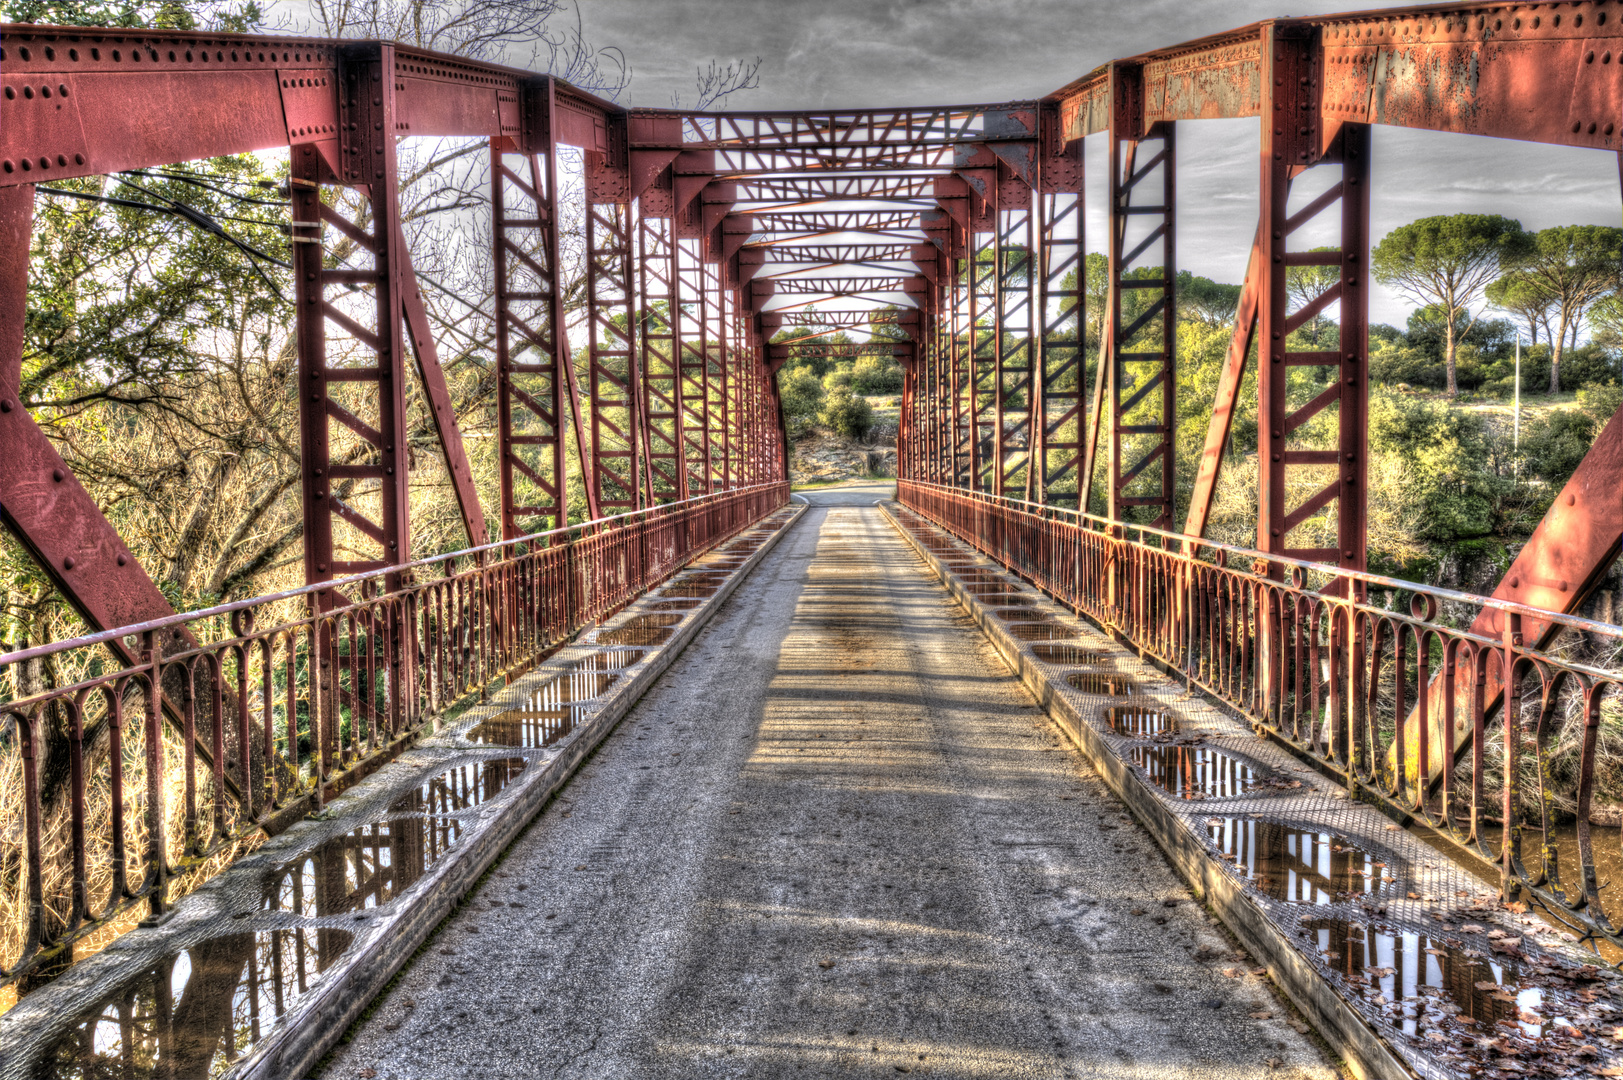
[818,386,873,440]
[1369,391,1500,540]
[778,365,824,438]
[849,354,904,394]
[822,367,853,392]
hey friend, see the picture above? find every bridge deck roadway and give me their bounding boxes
[324,485,1337,1079]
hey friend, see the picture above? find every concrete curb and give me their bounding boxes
[878,500,1412,1080]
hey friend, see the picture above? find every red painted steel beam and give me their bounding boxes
[1183,225,1262,541]
[0,24,618,190]
[1053,4,1623,152]
[399,227,488,549]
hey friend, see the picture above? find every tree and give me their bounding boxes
[777,365,824,438]
[1175,270,1242,327]
[1486,271,1556,347]
[1371,214,1530,396]
[1513,226,1622,392]
[1285,248,1341,347]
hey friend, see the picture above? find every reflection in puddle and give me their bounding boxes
[1104,706,1179,737]
[1303,918,1600,1048]
[1066,673,1135,695]
[994,608,1051,622]
[263,817,463,914]
[1207,819,1385,904]
[963,583,1017,597]
[29,928,353,1079]
[1008,623,1079,641]
[468,659,637,748]
[389,758,527,813]
[657,583,720,598]
[644,598,701,612]
[1130,745,1257,799]
[596,613,682,647]
[569,649,645,675]
[1031,644,1104,666]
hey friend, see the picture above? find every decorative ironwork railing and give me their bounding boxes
[898,479,1623,955]
[0,482,788,983]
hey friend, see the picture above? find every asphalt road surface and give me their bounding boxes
[326,483,1335,1079]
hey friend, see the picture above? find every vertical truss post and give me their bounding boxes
[676,239,714,494]
[638,212,683,502]
[953,225,972,486]
[585,198,642,513]
[997,188,1035,499]
[1257,24,1369,579]
[491,99,572,538]
[716,277,736,489]
[1106,64,1177,529]
[970,212,998,492]
[293,44,412,590]
[1037,106,1085,507]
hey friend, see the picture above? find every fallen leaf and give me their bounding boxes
[1288,1019,1311,1034]
[359,1072,377,1079]
[1222,967,1242,978]
[1250,1011,1273,1020]
[819,959,836,970]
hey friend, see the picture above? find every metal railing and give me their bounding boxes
[897,479,1623,954]
[0,482,789,983]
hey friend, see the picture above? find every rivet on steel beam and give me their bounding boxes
[52,468,63,482]
[1567,493,1576,505]
[1509,576,1520,589]
[117,553,127,566]
[63,557,74,569]
[0,400,10,412]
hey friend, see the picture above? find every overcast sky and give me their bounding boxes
[566,0,1622,330]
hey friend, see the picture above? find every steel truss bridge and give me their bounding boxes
[2,4,1623,1074]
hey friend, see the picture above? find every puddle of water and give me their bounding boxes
[994,608,1050,622]
[1302,917,1616,1052]
[987,594,1037,606]
[262,817,464,914]
[644,598,701,612]
[1030,644,1104,665]
[963,585,1019,599]
[540,669,619,703]
[1130,744,1257,799]
[466,707,580,749]
[1066,672,1136,695]
[568,649,645,675]
[468,658,637,748]
[389,758,527,814]
[658,583,720,598]
[1008,623,1079,641]
[1208,819,1386,904]
[1104,706,1179,737]
[29,927,354,1079]
[596,613,682,647]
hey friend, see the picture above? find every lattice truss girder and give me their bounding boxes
[4,6,1623,657]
